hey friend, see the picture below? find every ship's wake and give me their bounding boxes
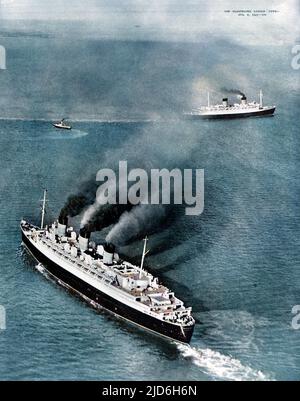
[35,263,48,276]
[177,344,270,381]
[35,262,44,272]
[33,260,268,382]
[24,128,89,141]
[32,265,269,382]
[47,128,89,139]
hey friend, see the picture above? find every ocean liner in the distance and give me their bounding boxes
[21,190,195,343]
[184,90,276,119]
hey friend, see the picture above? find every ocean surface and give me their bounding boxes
[0,28,300,381]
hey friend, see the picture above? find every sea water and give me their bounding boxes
[0,26,299,381]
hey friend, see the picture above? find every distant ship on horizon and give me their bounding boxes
[184,90,276,119]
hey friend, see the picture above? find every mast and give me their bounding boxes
[139,236,149,279]
[207,91,210,108]
[259,90,263,108]
[40,189,47,229]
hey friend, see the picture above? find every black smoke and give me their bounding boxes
[106,204,176,246]
[60,177,176,242]
[59,180,135,234]
[59,178,99,221]
[81,203,134,234]
[221,88,246,97]
[79,227,91,239]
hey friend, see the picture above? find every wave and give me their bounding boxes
[22,128,89,141]
[44,128,89,140]
[35,262,46,274]
[177,344,271,381]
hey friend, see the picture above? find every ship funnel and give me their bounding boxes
[241,95,247,105]
[222,98,228,107]
[57,216,68,236]
[103,243,115,265]
[79,228,90,251]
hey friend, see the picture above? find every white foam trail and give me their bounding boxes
[34,262,269,381]
[24,129,89,141]
[47,129,89,139]
[177,344,271,381]
[35,263,45,273]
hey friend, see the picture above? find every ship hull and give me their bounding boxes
[22,231,194,344]
[185,106,276,120]
[52,124,72,130]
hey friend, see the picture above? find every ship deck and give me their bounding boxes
[21,221,194,329]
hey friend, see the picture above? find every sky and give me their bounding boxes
[0,0,299,45]
[0,1,298,120]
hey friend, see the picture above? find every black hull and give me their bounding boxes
[22,232,194,344]
[185,107,276,120]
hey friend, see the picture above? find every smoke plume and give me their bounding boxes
[60,120,199,243]
[59,178,98,221]
[106,204,168,246]
[82,203,134,234]
[221,88,246,98]
[80,177,116,227]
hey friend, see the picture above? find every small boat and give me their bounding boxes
[52,119,72,130]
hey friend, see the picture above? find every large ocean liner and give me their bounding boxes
[184,90,276,119]
[21,190,195,343]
